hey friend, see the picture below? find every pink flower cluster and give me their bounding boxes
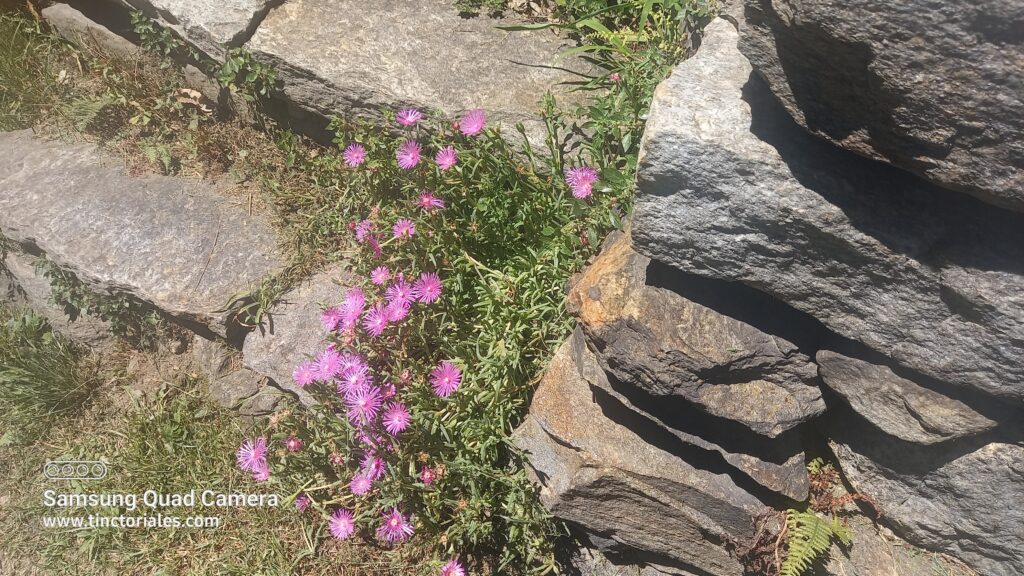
[272,105,519,561]
[342,108,486,175]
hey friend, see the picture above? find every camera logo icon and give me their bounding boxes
[44,460,107,480]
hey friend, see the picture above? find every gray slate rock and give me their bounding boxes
[571,328,810,502]
[41,4,140,58]
[192,335,281,416]
[817,350,997,445]
[828,412,1024,576]
[514,332,768,576]
[739,0,1024,212]
[1,250,112,347]
[569,229,825,439]
[241,265,351,403]
[823,516,965,576]
[0,130,284,337]
[633,19,1024,404]
[246,0,590,144]
[125,0,278,58]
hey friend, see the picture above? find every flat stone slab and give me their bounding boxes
[0,130,284,336]
[125,0,278,58]
[817,350,997,445]
[41,4,140,58]
[247,0,589,142]
[242,264,351,402]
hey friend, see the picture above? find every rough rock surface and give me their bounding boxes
[41,3,140,57]
[514,332,767,576]
[242,265,351,403]
[828,410,1024,576]
[738,0,1024,212]
[570,230,824,438]
[125,0,279,58]
[1,250,112,347]
[571,328,809,502]
[817,351,997,445]
[0,131,284,336]
[0,130,284,337]
[247,0,590,143]
[632,19,1024,403]
[192,335,281,416]
[824,516,963,576]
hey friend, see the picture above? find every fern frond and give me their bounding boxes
[57,95,113,131]
[780,510,838,576]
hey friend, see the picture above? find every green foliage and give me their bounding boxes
[216,47,277,101]
[454,0,509,16]
[34,258,164,348]
[222,275,286,329]
[0,305,97,438]
[0,9,78,131]
[806,456,827,475]
[130,9,184,58]
[781,509,852,576]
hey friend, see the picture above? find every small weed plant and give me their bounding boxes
[0,305,97,440]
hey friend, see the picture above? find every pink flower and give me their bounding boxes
[338,362,373,396]
[396,107,423,126]
[420,466,437,486]
[435,146,458,170]
[362,453,387,480]
[341,287,366,321]
[329,508,355,539]
[382,402,411,435]
[338,351,365,374]
[396,140,422,169]
[441,560,466,576]
[321,305,345,332]
[251,464,270,482]
[609,72,622,83]
[430,361,462,398]
[411,272,442,304]
[314,348,344,381]
[285,436,303,452]
[294,494,310,512]
[236,438,267,473]
[368,233,384,259]
[377,508,414,542]
[354,219,374,243]
[343,143,367,167]
[565,166,599,199]
[329,452,346,466]
[385,299,411,323]
[293,361,317,388]
[459,109,486,136]
[362,304,389,337]
[345,385,383,425]
[418,191,446,212]
[350,473,373,496]
[392,218,416,239]
[371,266,390,285]
[385,277,413,305]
